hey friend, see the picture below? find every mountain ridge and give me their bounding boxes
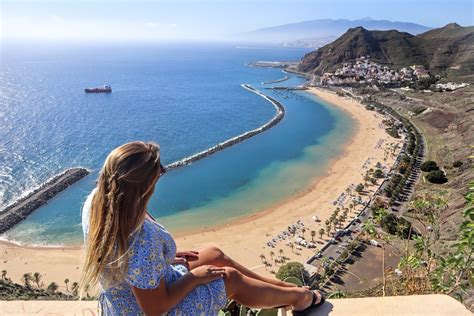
[240,18,432,43]
[297,23,474,77]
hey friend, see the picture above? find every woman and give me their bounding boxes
[80,141,324,315]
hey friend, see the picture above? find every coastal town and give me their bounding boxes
[316,56,470,92]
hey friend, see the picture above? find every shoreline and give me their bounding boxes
[0,87,403,287]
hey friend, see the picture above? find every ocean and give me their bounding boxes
[0,42,354,245]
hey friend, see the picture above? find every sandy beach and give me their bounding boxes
[0,87,402,291]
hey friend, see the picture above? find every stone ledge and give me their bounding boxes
[1,294,471,315]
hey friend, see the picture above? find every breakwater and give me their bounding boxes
[165,84,285,169]
[265,86,308,91]
[262,75,290,85]
[0,168,89,234]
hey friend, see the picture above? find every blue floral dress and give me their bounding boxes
[82,190,227,315]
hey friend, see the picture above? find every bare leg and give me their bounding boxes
[222,267,320,310]
[187,246,297,288]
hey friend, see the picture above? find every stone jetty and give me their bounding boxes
[262,75,290,85]
[165,84,285,170]
[0,167,89,234]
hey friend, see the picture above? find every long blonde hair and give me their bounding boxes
[80,141,163,296]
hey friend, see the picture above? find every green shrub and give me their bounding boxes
[380,213,413,238]
[374,169,384,178]
[426,170,447,184]
[420,161,439,172]
[453,160,463,168]
[276,262,306,283]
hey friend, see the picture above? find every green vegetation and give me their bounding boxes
[374,209,413,239]
[426,170,448,184]
[373,169,384,178]
[386,126,400,138]
[354,186,473,303]
[0,271,94,301]
[355,183,364,193]
[430,182,473,296]
[453,160,463,168]
[421,160,439,172]
[276,262,306,284]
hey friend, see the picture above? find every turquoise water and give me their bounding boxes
[0,42,354,245]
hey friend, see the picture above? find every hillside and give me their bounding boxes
[298,23,474,77]
[240,18,431,44]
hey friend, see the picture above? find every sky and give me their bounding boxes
[1,0,473,41]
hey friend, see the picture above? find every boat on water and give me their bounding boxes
[84,85,112,93]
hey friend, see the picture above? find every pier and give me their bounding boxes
[0,168,90,234]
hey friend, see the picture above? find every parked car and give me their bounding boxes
[370,239,380,247]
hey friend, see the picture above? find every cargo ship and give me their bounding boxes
[84,85,112,93]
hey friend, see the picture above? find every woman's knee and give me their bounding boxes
[223,267,241,283]
[202,246,226,262]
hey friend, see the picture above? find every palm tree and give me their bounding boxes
[72,282,79,296]
[84,284,91,298]
[278,249,284,259]
[1,270,7,280]
[318,228,325,239]
[21,273,32,287]
[325,225,331,236]
[64,278,70,292]
[259,254,266,263]
[47,282,58,293]
[33,272,43,288]
[269,251,275,261]
[339,214,346,226]
[290,243,295,253]
[301,228,306,238]
[310,230,316,242]
[332,218,339,231]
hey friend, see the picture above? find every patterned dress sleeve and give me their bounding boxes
[125,221,166,289]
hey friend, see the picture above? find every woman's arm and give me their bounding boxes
[131,265,225,315]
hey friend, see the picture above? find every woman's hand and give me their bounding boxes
[189,265,225,285]
[176,250,199,261]
[172,250,199,269]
